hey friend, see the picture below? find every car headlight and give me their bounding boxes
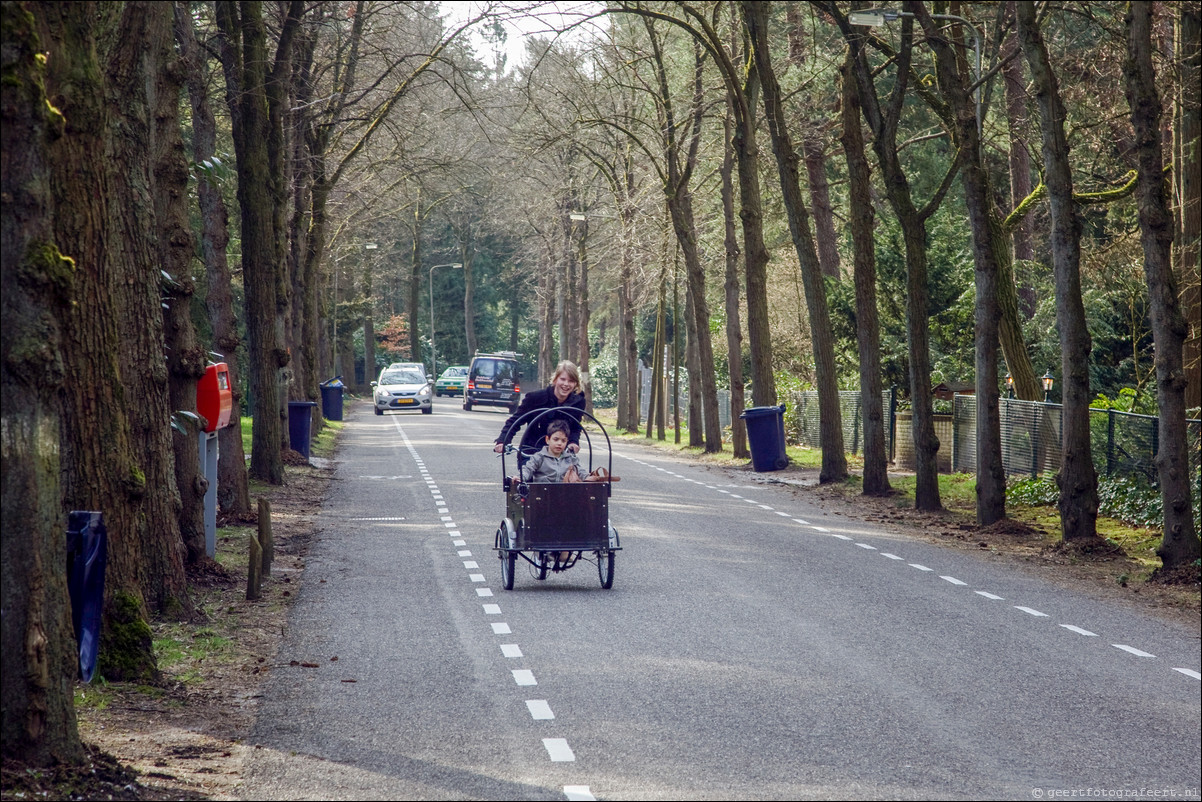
[418,387,432,398]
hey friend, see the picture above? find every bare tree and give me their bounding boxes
[839,45,891,497]
[826,1,958,510]
[1017,2,1100,542]
[1124,1,1199,571]
[744,2,846,481]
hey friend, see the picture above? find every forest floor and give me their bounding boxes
[3,415,1198,801]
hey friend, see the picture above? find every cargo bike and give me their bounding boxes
[494,409,621,590]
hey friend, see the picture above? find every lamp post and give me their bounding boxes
[1005,372,1014,399]
[1041,370,1055,403]
[428,262,462,380]
[848,7,982,134]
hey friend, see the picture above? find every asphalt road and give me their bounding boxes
[239,398,1201,801]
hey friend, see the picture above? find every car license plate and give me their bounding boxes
[477,381,492,389]
[397,398,414,405]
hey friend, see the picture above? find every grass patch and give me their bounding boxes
[73,682,116,711]
[152,620,236,686]
[311,419,341,458]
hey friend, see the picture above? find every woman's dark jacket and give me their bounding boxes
[494,386,585,456]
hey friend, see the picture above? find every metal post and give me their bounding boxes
[199,430,218,557]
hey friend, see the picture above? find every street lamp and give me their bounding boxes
[848,7,982,134]
[428,262,462,380]
[1005,372,1014,399]
[1041,370,1055,403]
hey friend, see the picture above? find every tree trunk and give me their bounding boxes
[802,133,841,279]
[40,0,163,683]
[1124,2,1199,571]
[174,1,250,517]
[839,50,891,497]
[1003,3,1036,313]
[722,106,749,459]
[841,7,942,510]
[618,199,641,433]
[745,1,846,482]
[1018,3,1100,542]
[216,0,285,484]
[916,7,1006,526]
[1,1,86,764]
[409,199,423,363]
[1176,2,1201,412]
[105,0,193,613]
[153,1,211,566]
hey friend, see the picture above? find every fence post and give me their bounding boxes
[851,393,861,455]
[1107,408,1116,477]
[1032,404,1040,479]
[888,385,897,461]
[1150,414,1159,481]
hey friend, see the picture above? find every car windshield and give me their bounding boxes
[380,370,425,385]
[441,368,466,378]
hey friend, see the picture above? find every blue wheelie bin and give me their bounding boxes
[320,377,344,421]
[288,401,318,459]
[739,404,789,471]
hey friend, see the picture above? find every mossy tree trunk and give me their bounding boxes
[37,0,163,683]
[104,1,193,603]
[1,0,86,766]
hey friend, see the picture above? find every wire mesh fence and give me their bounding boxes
[950,395,1201,484]
[633,373,1198,489]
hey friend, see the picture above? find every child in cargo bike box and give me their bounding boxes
[520,420,581,484]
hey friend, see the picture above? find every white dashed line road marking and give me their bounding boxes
[975,591,1004,600]
[940,575,968,586]
[458,550,472,557]
[881,553,903,560]
[1060,624,1097,636]
[1014,606,1049,617]
[470,574,485,583]
[491,623,512,635]
[463,561,479,569]
[856,543,877,550]
[512,669,537,686]
[526,700,554,720]
[1172,668,1201,680]
[477,588,493,597]
[564,785,595,800]
[501,644,522,658]
[910,564,933,571]
[543,739,575,761]
[483,604,501,615]
[1113,644,1155,658]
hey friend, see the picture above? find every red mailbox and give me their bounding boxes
[196,363,232,432]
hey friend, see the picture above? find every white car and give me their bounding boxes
[372,367,433,415]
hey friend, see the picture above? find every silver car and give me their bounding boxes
[372,367,433,415]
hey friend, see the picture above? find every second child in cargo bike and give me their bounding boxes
[520,420,581,484]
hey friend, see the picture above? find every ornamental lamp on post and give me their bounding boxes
[1005,373,1014,399]
[1042,370,1055,403]
[428,262,463,380]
